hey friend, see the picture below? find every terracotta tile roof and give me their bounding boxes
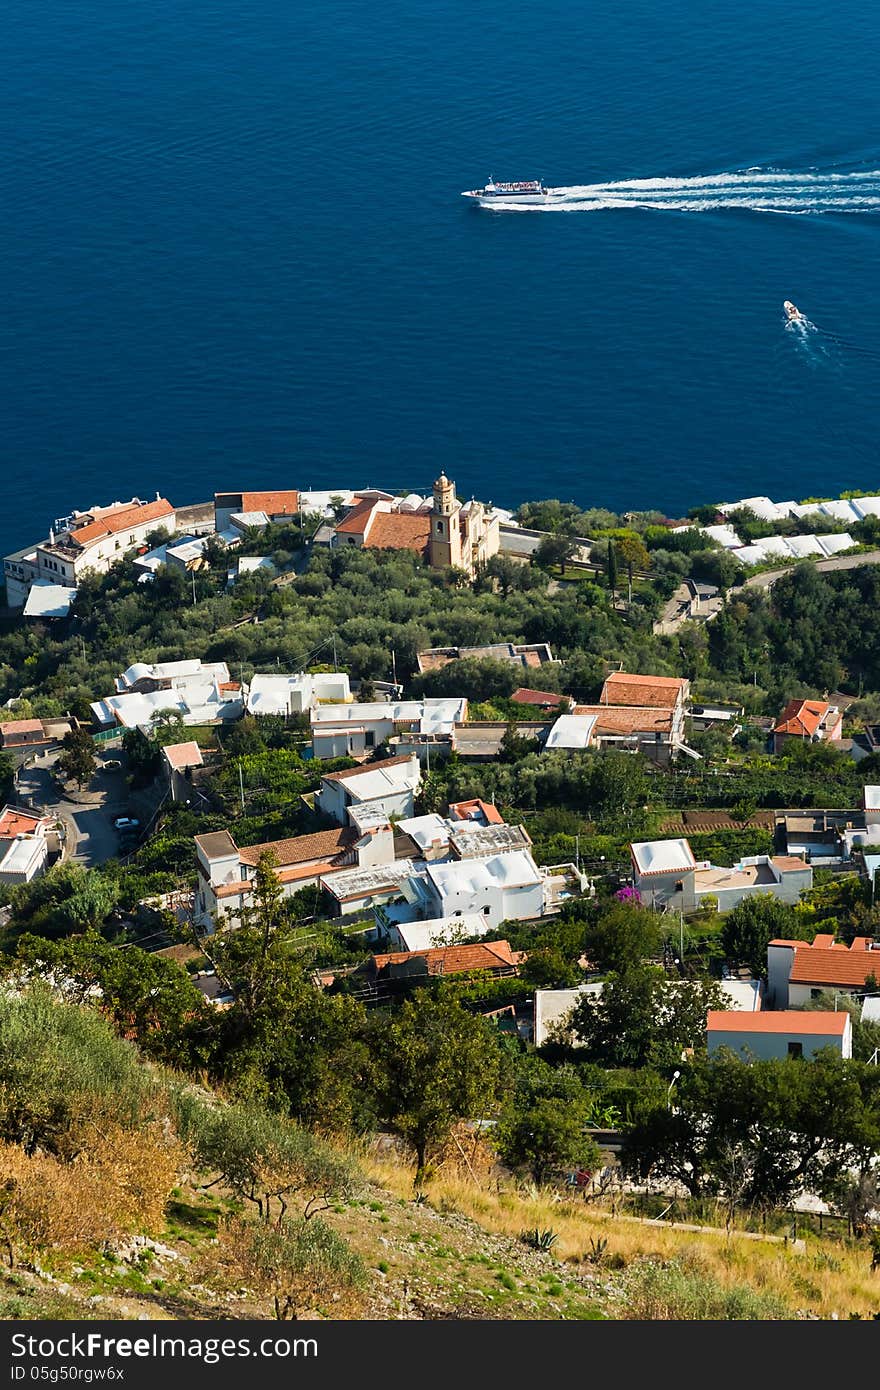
[788,939,880,988]
[600,672,687,709]
[707,1010,848,1035]
[774,699,832,738]
[214,856,347,899]
[321,754,415,784]
[0,807,45,838]
[335,500,377,535]
[510,687,568,708]
[447,798,505,825]
[241,490,300,516]
[161,741,204,771]
[0,719,45,736]
[238,826,359,868]
[363,511,431,554]
[69,498,174,548]
[574,704,673,735]
[370,940,518,977]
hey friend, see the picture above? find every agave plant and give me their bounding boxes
[520,1227,559,1251]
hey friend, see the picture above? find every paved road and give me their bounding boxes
[740,548,880,592]
[15,752,128,867]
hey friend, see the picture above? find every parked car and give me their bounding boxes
[113,816,140,831]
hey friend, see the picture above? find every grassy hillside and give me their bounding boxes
[2,985,878,1322]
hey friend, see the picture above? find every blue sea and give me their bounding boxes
[3,0,880,556]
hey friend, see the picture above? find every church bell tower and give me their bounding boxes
[429,473,462,570]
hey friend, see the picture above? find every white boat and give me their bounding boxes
[461,177,552,207]
[783,300,807,324]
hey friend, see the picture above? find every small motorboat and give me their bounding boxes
[783,300,807,324]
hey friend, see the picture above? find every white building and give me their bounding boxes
[631,838,812,912]
[91,660,243,731]
[315,754,421,826]
[4,497,176,609]
[423,850,545,930]
[310,697,467,760]
[707,1010,852,1061]
[767,933,880,1008]
[246,671,351,717]
[0,805,54,886]
[194,823,365,929]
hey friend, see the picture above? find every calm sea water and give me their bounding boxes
[3,0,880,555]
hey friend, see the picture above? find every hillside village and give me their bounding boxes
[2,479,880,1320]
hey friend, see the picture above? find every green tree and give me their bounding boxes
[496,1097,601,1184]
[227,1214,367,1320]
[570,966,726,1069]
[122,727,160,782]
[205,918,370,1131]
[720,895,804,979]
[182,1099,359,1223]
[621,1053,880,1211]
[606,538,618,599]
[10,932,211,1068]
[582,901,659,975]
[534,533,578,577]
[57,727,96,789]
[373,991,505,1180]
[614,534,650,605]
[0,750,14,802]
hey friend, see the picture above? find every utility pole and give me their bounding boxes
[332,633,338,668]
[392,649,397,688]
[680,909,684,968]
[238,761,245,812]
[425,739,431,774]
[575,833,580,872]
[191,569,196,606]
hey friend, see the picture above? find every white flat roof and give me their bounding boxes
[343,763,419,801]
[730,545,766,566]
[534,984,602,1046]
[396,915,488,951]
[0,836,45,875]
[544,714,597,750]
[718,979,763,1011]
[815,532,855,556]
[819,499,862,523]
[785,534,824,558]
[632,838,696,876]
[701,524,742,549]
[864,786,880,810]
[237,556,276,572]
[396,813,450,851]
[851,495,880,518]
[427,850,541,897]
[22,583,77,619]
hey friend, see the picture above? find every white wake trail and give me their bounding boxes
[488,168,880,215]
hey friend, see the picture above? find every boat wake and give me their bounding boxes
[487,168,880,215]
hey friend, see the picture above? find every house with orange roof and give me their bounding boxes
[360,939,521,990]
[772,698,843,753]
[194,823,369,929]
[565,670,693,764]
[767,933,880,1008]
[0,803,54,886]
[213,490,301,531]
[707,1009,851,1061]
[4,496,176,608]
